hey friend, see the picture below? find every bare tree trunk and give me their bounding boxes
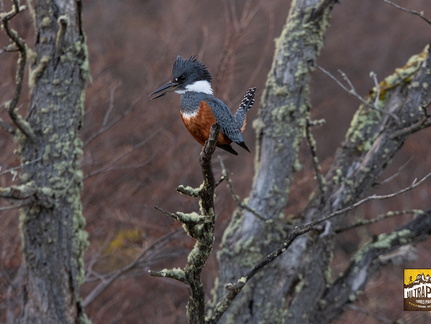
[15,1,88,323]
[210,1,335,323]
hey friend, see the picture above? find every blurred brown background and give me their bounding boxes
[1,0,430,323]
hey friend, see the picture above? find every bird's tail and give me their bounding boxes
[234,87,256,131]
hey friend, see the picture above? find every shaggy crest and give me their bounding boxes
[173,55,212,83]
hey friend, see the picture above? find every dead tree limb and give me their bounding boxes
[149,124,220,324]
[0,1,35,140]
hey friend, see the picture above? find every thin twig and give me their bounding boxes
[383,0,431,25]
[377,159,411,185]
[84,96,143,147]
[335,209,424,233]
[389,115,431,139]
[318,66,399,121]
[214,175,226,188]
[318,66,370,106]
[102,83,122,127]
[154,205,181,222]
[370,71,381,109]
[0,157,41,178]
[84,132,158,180]
[305,117,326,202]
[346,304,394,324]
[218,157,267,222]
[0,118,16,135]
[83,230,183,307]
[318,171,431,223]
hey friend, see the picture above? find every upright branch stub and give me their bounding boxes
[199,123,220,213]
[150,124,220,324]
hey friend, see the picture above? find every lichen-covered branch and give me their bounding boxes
[207,168,431,323]
[150,124,220,324]
[313,209,431,323]
[0,182,56,208]
[285,45,431,324]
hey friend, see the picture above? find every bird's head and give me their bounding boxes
[149,55,213,99]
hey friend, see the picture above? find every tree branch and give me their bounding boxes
[218,157,267,222]
[208,169,431,323]
[0,183,38,200]
[83,230,183,307]
[318,66,399,121]
[383,0,431,26]
[0,118,16,135]
[84,96,143,147]
[149,123,220,324]
[1,1,36,141]
[314,209,431,323]
[305,117,327,202]
[335,209,424,233]
[283,44,431,323]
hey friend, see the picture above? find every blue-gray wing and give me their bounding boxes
[204,96,245,144]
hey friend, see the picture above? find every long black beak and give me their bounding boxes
[149,81,179,100]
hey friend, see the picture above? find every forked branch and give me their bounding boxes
[206,170,431,323]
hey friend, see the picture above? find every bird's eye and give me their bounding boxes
[177,75,186,82]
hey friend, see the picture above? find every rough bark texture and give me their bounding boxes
[210,0,431,323]
[150,125,222,324]
[296,45,431,324]
[17,0,88,323]
[210,1,335,323]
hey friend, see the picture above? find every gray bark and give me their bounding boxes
[15,1,88,323]
[210,1,335,323]
[210,0,431,323]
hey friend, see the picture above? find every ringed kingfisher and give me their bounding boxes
[149,55,256,155]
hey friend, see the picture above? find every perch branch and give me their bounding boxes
[149,123,220,324]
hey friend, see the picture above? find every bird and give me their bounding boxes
[149,55,256,155]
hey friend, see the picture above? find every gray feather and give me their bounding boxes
[204,96,245,144]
